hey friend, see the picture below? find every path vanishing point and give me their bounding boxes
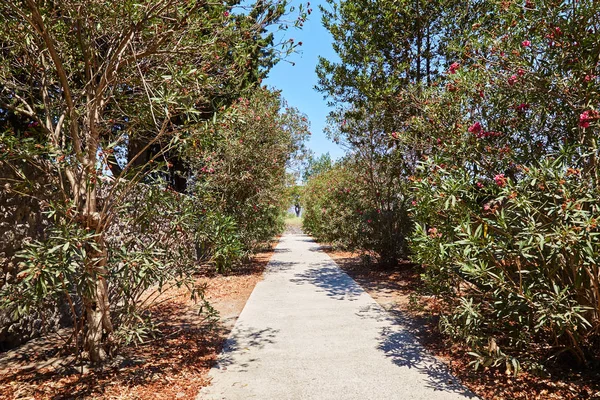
[198,233,478,400]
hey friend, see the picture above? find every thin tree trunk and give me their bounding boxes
[85,238,113,364]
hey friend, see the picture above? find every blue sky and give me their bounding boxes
[264,0,345,160]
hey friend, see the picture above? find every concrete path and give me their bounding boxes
[198,234,477,400]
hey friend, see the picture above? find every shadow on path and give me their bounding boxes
[290,264,364,300]
[216,325,280,373]
[355,303,478,398]
[267,260,296,272]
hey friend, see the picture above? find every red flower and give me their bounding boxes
[508,75,518,85]
[448,62,460,74]
[468,122,482,135]
[494,174,507,187]
[579,110,599,128]
[522,40,531,47]
[517,68,526,76]
[515,103,529,112]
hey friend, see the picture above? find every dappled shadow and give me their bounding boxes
[267,260,296,272]
[354,303,478,398]
[273,247,291,253]
[290,264,365,300]
[378,326,478,398]
[0,301,227,400]
[284,225,303,235]
[214,325,279,373]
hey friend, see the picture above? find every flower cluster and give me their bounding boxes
[579,109,599,128]
[494,174,507,187]
[468,122,502,139]
[448,62,460,74]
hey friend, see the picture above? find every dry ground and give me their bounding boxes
[0,240,278,400]
[324,246,600,400]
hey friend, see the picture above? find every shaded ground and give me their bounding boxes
[324,246,600,400]
[0,241,278,400]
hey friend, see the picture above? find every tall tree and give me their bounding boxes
[0,0,305,363]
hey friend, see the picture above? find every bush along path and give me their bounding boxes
[198,233,477,400]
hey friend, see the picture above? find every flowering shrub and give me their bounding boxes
[411,153,600,368]
[318,0,600,370]
[405,0,600,368]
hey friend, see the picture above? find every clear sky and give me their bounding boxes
[264,0,345,160]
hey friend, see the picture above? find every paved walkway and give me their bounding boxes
[198,234,477,400]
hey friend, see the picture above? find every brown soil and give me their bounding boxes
[0,240,278,400]
[324,246,600,400]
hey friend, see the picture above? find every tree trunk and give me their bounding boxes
[84,242,114,364]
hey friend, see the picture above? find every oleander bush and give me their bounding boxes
[302,158,411,264]
[312,0,600,369]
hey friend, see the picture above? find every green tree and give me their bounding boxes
[0,0,306,362]
[186,88,311,258]
[302,152,333,182]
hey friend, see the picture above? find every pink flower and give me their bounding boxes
[223,11,229,17]
[579,110,599,128]
[448,62,460,74]
[522,40,531,47]
[476,182,484,189]
[411,200,417,206]
[428,227,442,238]
[367,219,372,223]
[517,68,526,77]
[391,132,399,139]
[483,203,491,211]
[494,174,507,187]
[468,122,482,135]
[508,75,518,86]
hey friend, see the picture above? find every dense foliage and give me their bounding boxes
[186,89,310,268]
[0,0,310,362]
[308,0,600,370]
[302,156,410,264]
